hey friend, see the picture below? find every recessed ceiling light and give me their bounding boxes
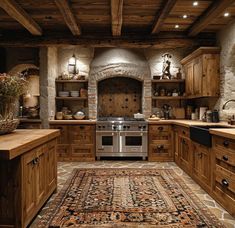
[183,14,188,19]
[224,12,230,17]
[193,1,198,6]
[175,24,179,28]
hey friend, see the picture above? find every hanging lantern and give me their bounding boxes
[68,54,79,75]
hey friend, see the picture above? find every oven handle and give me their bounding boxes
[119,131,147,136]
[96,131,119,134]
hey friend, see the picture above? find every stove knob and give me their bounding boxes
[138,125,142,129]
[113,126,117,130]
[123,126,127,129]
[102,126,105,128]
[143,126,146,129]
[127,126,130,129]
[98,125,102,129]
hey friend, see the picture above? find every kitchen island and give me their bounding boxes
[0,129,60,228]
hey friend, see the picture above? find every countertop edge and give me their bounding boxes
[0,129,60,160]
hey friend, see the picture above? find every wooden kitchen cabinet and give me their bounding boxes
[211,135,235,216]
[148,124,173,161]
[0,130,59,228]
[50,123,95,161]
[174,126,192,175]
[181,47,220,98]
[192,142,211,193]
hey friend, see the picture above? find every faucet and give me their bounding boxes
[222,99,235,109]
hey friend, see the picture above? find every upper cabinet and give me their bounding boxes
[181,47,220,98]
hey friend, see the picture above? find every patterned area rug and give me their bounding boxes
[38,169,225,227]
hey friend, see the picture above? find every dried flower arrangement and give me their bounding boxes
[0,73,28,120]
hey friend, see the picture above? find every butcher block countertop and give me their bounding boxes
[209,128,235,140]
[0,129,60,160]
[49,120,96,124]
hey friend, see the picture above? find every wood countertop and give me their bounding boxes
[148,119,235,128]
[209,129,235,140]
[0,129,60,160]
[49,120,96,124]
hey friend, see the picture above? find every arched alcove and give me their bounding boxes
[88,48,151,119]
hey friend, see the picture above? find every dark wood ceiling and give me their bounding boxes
[0,0,234,47]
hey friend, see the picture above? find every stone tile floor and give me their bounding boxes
[30,161,235,227]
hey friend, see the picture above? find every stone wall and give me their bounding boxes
[89,48,152,119]
[216,19,235,120]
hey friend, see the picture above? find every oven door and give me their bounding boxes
[119,131,147,154]
[96,131,119,155]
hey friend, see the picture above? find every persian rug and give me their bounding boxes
[38,169,225,228]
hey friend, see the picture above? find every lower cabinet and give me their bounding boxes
[192,142,211,192]
[22,140,57,227]
[211,135,235,216]
[174,126,192,175]
[0,138,57,228]
[148,125,173,161]
[50,124,95,161]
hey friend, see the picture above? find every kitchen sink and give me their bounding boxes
[189,125,232,147]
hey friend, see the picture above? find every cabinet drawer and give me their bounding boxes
[149,132,170,141]
[215,149,235,167]
[174,126,190,138]
[57,145,70,157]
[214,136,235,151]
[215,165,235,195]
[71,145,95,158]
[149,142,170,155]
[70,125,94,132]
[149,125,170,133]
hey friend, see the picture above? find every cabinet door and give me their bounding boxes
[179,136,191,174]
[185,62,194,96]
[70,125,95,144]
[71,145,95,161]
[193,57,202,96]
[192,143,211,191]
[35,146,46,205]
[22,150,37,221]
[45,140,57,191]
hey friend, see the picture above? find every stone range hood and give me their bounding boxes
[88,48,152,119]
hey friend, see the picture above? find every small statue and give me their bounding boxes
[161,53,172,80]
[175,67,182,79]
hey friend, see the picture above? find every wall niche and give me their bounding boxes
[98,77,142,117]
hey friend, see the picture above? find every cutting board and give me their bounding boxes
[172,108,185,119]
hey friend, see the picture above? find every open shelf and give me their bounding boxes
[152,79,185,83]
[55,80,88,83]
[152,96,187,100]
[55,97,87,100]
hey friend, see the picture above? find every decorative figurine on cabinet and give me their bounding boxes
[161,53,172,79]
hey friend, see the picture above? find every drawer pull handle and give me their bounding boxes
[221,179,229,187]
[222,155,228,161]
[182,130,185,135]
[158,127,163,131]
[157,145,164,150]
[182,139,186,144]
[223,140,229,147]
[79,126,85,129]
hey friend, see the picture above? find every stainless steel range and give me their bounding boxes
[96,117,148,160]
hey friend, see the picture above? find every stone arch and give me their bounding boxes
[8,63,39,76]
[88,48,151,119]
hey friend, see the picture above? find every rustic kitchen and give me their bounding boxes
[0,0,235,227]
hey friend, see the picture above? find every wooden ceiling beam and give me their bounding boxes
[54,0,81,36]
[188,0,235,36]
[111,0,123,36]
[151,0,177,34]
[0,35,215,49]
[0,0,42,35]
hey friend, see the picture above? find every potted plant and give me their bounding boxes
[0,73,28,134]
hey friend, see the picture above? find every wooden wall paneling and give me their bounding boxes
[98,77,142,117]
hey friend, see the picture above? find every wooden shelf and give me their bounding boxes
[152,79,185,83]
[152,96,187,100]
[55,80,88,83]
[55,97,87,100]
